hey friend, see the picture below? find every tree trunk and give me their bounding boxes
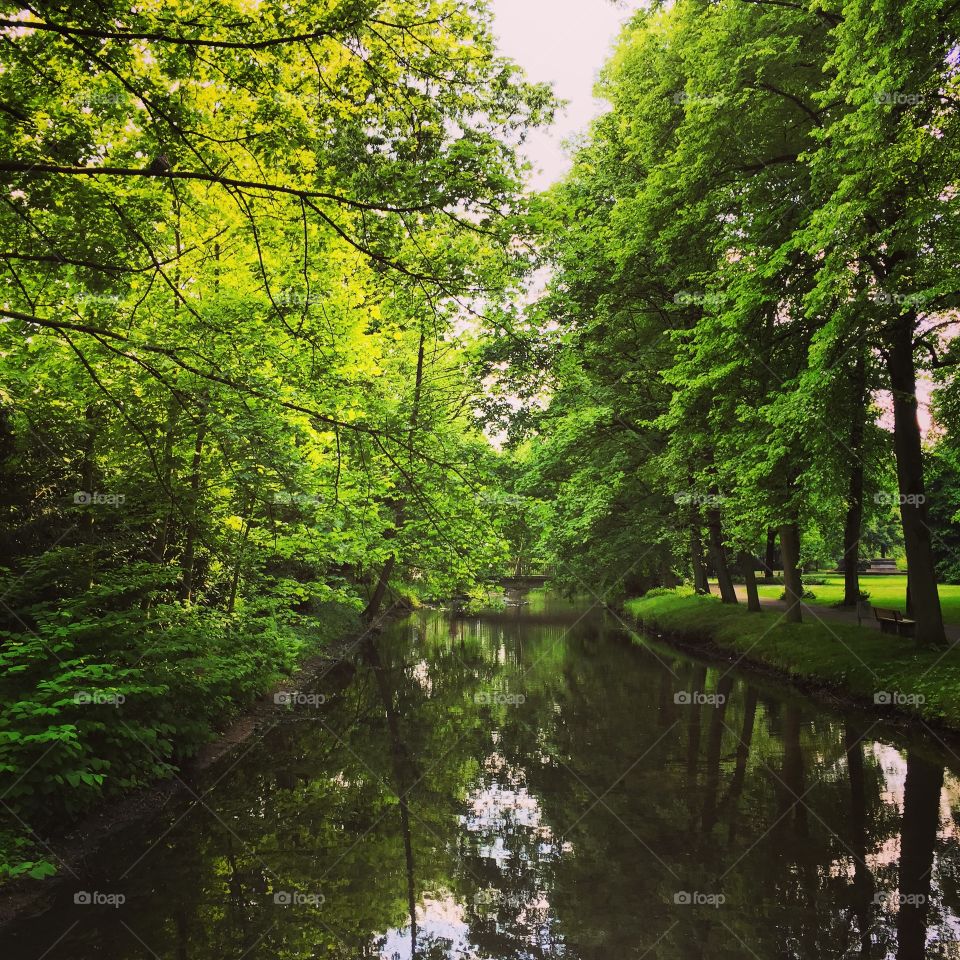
[887,317,945,645]
[226,495,253,614]
[660,555,680,589]
[362,555,396,621]
[763,528,777,582]
[780,522,803,623]
[690,526,711,594]
[842,352,867,606]
[179,410,207,602]
[739,551,761,612]
[706,508,738,604]
[364,328,427,622]
[149,396,180,566]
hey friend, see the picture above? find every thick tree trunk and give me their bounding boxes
[706,508,738,604]
[690,526,711,594]
[763,528,777,582]
[779,522,803,623]
[887,318,945,645]
[739,550,761,612]
[842,353,867,606]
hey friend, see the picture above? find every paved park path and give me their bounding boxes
[730,585,960,643]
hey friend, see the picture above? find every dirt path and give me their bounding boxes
[729,586,960,642]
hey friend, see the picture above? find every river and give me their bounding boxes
[3,592,960,958]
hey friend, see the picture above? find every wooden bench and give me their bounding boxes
[857,601,916,637]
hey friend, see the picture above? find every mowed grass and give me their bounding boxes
[751,573,960,624]
[624,590,960,729]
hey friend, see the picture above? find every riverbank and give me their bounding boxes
[0,600,404,925]
[624,590,960,730]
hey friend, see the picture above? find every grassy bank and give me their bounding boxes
[749,573,960,623]
[624,590,960,729]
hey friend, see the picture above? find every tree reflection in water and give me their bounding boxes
[3,593,960,959]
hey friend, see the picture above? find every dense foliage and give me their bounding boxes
[511,0,960,642]
[0,0,551,879]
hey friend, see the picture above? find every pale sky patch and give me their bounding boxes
[489,0,641,191]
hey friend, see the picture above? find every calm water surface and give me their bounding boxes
[4,593,960,958]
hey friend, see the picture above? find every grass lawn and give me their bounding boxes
[748,573,960,625]
[625,590,960,729]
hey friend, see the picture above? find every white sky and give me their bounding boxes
[489,0,641,190]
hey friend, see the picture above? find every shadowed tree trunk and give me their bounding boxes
[363,555,396,622]
[763,529,777,582]
[887,315,945,645]
[780,523,803,623]
[842,352,867,606]
[685,665,707,784]
[706,508,738,604]
[739,550,761,612]
[179,403,208,602]
[690,526,711,594]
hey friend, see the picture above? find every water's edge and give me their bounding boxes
[0,603,400,927]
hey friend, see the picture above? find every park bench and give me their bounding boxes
[857,601,916,638]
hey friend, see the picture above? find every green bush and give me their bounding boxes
[0,558,358,883]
